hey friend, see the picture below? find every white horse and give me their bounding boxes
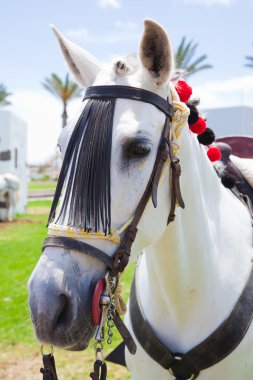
[0,173,20,221]
[28,20,253,379]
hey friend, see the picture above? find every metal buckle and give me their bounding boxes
[168,353,197,380]
[94,341,104,363]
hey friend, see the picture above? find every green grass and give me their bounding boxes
[0,213,48,346]
[27,199,53,209]
[28,181,56,191]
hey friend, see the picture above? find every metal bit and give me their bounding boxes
[95,294,111,341]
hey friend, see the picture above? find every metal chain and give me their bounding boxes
[106,298,116,344]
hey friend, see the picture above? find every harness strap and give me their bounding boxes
[84,85,174,119]
[90,360,107,380]
[130,265,253,379]
[113,311,137,355]
[43,236,114,269]
[40,354,58,380]
[167,158,185,224]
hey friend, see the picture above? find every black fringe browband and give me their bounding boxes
[48,98,115,235]
[48,85,173,236]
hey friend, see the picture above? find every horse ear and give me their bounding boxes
[51,25,102,87]
[139,19,174,86]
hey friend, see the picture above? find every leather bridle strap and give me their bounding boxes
[43,85,183,279]
[110,116,176,276]
[43,236,114,270]
[130,264,253,379]
[42,85,185,277]
[84,85,173,119]
[83,85,181,277]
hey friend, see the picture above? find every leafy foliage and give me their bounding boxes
[245,49,253,68]
[175,37,212,77]
[42,73,81,127]
[0,83,12,105]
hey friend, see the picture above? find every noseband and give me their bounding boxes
[41,85,185,380]
[43,85,184,276]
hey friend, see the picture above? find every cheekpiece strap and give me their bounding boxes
[84,85,174,120]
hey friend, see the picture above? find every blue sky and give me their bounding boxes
[1,0,253,163]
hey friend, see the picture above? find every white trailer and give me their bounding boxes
[0,109,27,213]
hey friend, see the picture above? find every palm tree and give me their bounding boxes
[42,73,81,128]
[174,37,212,77]
[245,48,253,68]
[0,83,11,105]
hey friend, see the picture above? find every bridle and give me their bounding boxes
[40,85,185,380]
[38,85,253,380]
[43,85,185,278]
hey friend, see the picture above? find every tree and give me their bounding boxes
[175,37,212,77]
[245,49,253,68]
[0,83,11,105]
[42,73,81,128]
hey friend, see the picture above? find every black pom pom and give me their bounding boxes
[221,173,236,189]
[187,103,199,125]
[197,128,215,145]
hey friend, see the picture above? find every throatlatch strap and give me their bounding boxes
[130,265,253,379]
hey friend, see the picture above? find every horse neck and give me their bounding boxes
[138,128,253,352]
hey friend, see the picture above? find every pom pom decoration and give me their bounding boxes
[172,82,222,163]
[189,117,206,134]
[197,128,215,146]
[221,173,236,189]
[207,146,222,162]
[175,80,192,103]
[187,103,199,125]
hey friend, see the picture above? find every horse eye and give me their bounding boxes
[127,142,152,159]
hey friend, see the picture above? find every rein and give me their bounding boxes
[40,85,185,380]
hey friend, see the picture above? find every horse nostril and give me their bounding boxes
[54,294,69,328]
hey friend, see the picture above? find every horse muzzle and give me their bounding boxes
[28,247,106,350]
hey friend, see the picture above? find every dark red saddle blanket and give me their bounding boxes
[216,136,253,158]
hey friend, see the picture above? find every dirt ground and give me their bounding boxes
[0,344,130,380]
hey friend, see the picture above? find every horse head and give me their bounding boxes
[28,20,188,351]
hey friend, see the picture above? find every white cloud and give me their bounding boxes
[98,0,121,8]
[65,26,138,45]
[185,0,235,5]
[192,75,253,108]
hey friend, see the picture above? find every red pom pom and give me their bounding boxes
[189,117,206,134]
[207,146,222,162]
[175,80,192,102]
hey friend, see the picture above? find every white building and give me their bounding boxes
[0,110,28,213]
[203,106,253,137]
